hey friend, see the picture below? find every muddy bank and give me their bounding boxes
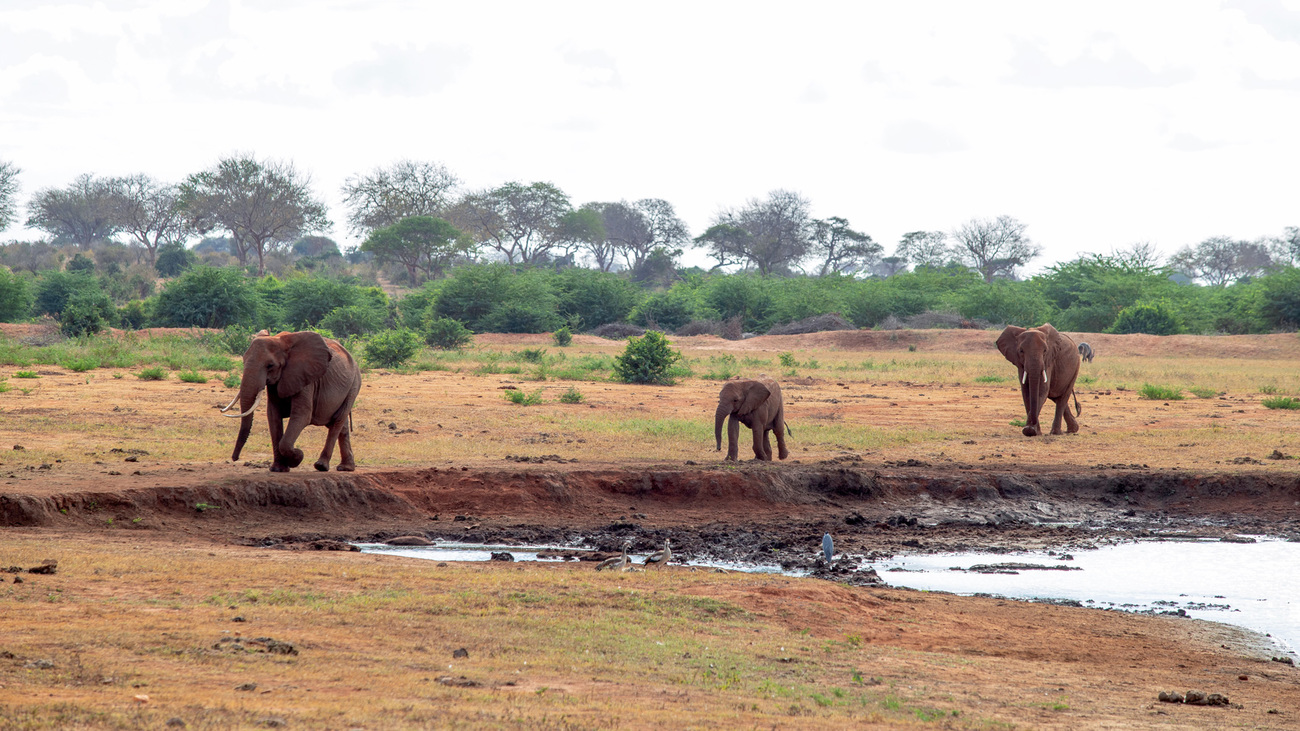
[7,465,1299,568]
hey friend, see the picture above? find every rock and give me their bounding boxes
[233,616,245,623]
[452,648,469,659]
[235,682,258,691]
[1273,656,1295,666]
[1206,693,1230,706]
[436,675,480,687]
[27,560,57,575]
[133,694,149,703]
[489,552,514,562]
[1184,690,1208,705]
[385,536,432,546]
[23,659,54,669]
[1158,691,1184,703]
[259,718,287,727]
[165,718,186,728]
[13,576,22,584]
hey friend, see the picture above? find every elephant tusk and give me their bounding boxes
[219,394,239,413]
[1021,370,1027,385]
[1043,371,1048,385]
[223,391,261,419]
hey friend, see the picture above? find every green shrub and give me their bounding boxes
[558,386,584,404]
[14,371,38,378]
[1109,300,1181,335]
[1138,383,1183,400]
[1259,385,1280,395]
[179,370,208,383]
[136,366,168,380]
[552,326,572,347]
[1188,386,1218,398]
[0,267,33,322]
[1010,418,1026,427]
[281,277,365,328]
[59,290,113,338]
[555,268,641,329]
[504,387,545,405]
[515,348,547,363]
[629,289,696,332]
[223,371,240,388]
[1263,396,1300,410]
[612,330,683,385]
[35,271,103,317]
[320,304,383,338]
[61,357,99,373]
[153,267,261,329]
[155,242,197,277]
[424,316,473,350]
[974,374,1007,383]
[778,352,797,368]
[363,329,422,368]
[116,300,149,330]
[435,264,563,333]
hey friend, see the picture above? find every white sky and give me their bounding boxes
[1,0,1298,273]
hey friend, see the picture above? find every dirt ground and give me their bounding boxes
[2,327,1300,728]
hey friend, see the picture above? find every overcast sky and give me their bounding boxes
[1,0,1298,272]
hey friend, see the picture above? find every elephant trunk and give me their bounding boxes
[1021,359,1048,436]
[230,365,265,462]
[715,404,729,451]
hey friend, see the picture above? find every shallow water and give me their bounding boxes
[358,537,1300,654]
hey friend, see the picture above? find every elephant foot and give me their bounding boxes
[336,463,356,472]
[313,460,330,472]
[778,448,789,460]
[270,462,291,473]
[1022,425,1040,437]
[284,448,304,468]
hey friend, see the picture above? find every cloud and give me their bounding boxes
[335,44,471,96]
[561,47,621,88]
[861,60,887,84]
[1006,39,1194,88]
[1167,132,1226,151]
[1240,68,1300,89]
[798,83,827,103]
[882,120,968,154]
[1226,0,1300,44]
[4,68,71,107]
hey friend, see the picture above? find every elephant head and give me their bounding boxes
[997,323,1067,437]
[715,379,770,451]
[227,331,332,461]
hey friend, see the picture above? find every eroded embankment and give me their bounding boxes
[3,465,1299,534]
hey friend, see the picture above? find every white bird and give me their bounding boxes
[644,538,672,568]
[595,540,632,572]
[822,533,834,563]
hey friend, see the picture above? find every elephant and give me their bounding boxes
[715,377,790,461]
[222,330,362,472]
[996,324,1082,437]
[1078,341,1094,363]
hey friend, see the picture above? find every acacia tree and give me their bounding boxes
[340,160,460,237]
[895,230,953,269]
[26,173,120,248]
[0,159,19,232]
[949,216,1040,282]
[109,174,192,267]
[809,217,880,276]
[696,189,811,275]
[361,216,472,284]
[1170,236,1273,286]
[1269,227,1300,267]
[450,181,572,265]
[180,155,330,276]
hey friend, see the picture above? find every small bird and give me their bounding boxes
[822,533,834,563]
[595,540,632,572]
[644,538,672,568]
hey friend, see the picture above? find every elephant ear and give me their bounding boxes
[737,381,771,417]
[996,326,1026,367]
[278,331,332,398]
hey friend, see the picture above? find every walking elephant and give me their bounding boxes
[714,377,790,461]
[996,324,1081,437]
[223,330,362,472]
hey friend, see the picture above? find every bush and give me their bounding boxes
[116,300,149,330]
[59,290,114,338]
[0,267,33,322]
[136,366,168,380]
[424,316,473,350]
[503,387,545,406]
[363,328,422,368]
[435,264,563,333]
[179,370,208,383]
[1138,383,1184,400]
[478,302,563,334]
[1188,386,1219,398]
[1263,396,1300,410]
[281,277,364,328]
[61,357,99,373]
[612,330,683,385]
[555,268,641,329]
[558,386,584,403]
[320,304,384,338]
[1109,300,1181,335]
[152,266,261,329]
[552,326,572,346]
[34,271,103,317]
[155,242,197,277]
[630,289,696,332]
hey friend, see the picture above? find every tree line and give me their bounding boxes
[0,155,1298,341]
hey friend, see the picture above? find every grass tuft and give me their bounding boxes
[1262,396,1300,410]
[136,366,168,381]
[504,388,545,406]
[179,371,209,384]
[1188,386,1219,399]
[1138,383,1183,400]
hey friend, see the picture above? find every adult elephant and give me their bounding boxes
[715,377,790,461]
[996,324,1081,437]
[223,331,362,472]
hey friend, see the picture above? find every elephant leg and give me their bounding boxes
[774,414,789,460]
[275,400,312,471]
[314,419,345,472]
[1049,397,1067,435]
[752,424,769,461]
[1062,391,1080,434]
[265,397,292,472]
[336,420,356,472]
[726,415,741,461]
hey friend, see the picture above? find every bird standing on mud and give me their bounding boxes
[644,538,672,568]
[596,540,632,572]
[822,533,834,563]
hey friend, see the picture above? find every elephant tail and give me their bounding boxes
[785,422,793,437]
[1072,390,1081,417]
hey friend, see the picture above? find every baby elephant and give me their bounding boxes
[715,377,790,461]
[1077,342,1094,363]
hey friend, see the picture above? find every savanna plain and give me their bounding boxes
[2,325,1300,729]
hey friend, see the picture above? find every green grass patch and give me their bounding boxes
[1139,383,1184,400]
[974,374,1006,383]
[504,388,545,406]
[178,371,208,384]
[558,386,584,404]
[61,357,99,373]
[136,366,168,381]
[1009,418,1026,427]
[1259,384,1280,395]
[13,371,39,378]
[1263,396,1300,410]
[1188,386,1219,398]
